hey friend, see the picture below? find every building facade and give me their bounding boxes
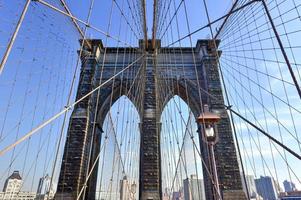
[280,190,301,200]
[284,180,297,192]
[120,176,129,200]
[255,176,278,200]
[0,171,36,200]
[183,175,205,200]
[35,174,54,200]
[242,174,263,199]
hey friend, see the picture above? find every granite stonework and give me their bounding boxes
[55,39,246,200]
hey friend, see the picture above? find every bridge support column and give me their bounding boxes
[139,54,162,200]
[55,40,103,200]
[199,40,247,200]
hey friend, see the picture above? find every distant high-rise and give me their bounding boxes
[3,170,22,193]
[172,191,181,200]
[163,188,170,200]
[120,176,129,200]
[283,180,296,192]
[36,174,54,200]
[255,176,278,200]
[183,175,206,200]
[242,174,258,198]
[0,170,36,200]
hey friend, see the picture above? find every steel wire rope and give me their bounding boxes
[34,0,134,47]
[181,1,223,198]
[238,5,270,179]
[80,0,118,198]
[29,19,70,191]
[166,7,203,198]
[47,0,98,195]
[0,0,31,74]
[217,0,278,42]
[218,0,301,50]
[158,0,210,196]
[109,4,134,196]
[19,60,63,194]
[164,47,188,194]
[0,48,23,142]
[235,116,259,177]
[97,2,136,197]
[0,1,43,145]
[130,0,143,35]
[218,3,300,122]
[169,43,188,191]
[0,37,57,180]
[124,0,143,38]
[30,45,62,192]
[219,56,295,87]
[263,0,301,151]
[155,53,228,198]
[157,0,171,37]
[155,48,206,200]
[161,17,202,198]
[158,41,182,192]
[158,0,183,40]
[0,54,144,156]
[78,59,145,200]
[218,58,301,184]
[3,47,26,176]
[113,0,140,40]
[159,28,174,192]
[165,98,223,200]
[223,17,273,198]
[219,57,301,144]
[220,22,301,51]
[87,33,144,196]
[96,28,136,200]
[234,103,301,184]
[40,45,72,190]
[13,56,75,195]
[241,2,293,184]
[165,92,221,199]
[21,14,53,179]
[165,0,262,47]
[171,0,193,180]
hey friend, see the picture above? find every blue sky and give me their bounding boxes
[0,0,301,197]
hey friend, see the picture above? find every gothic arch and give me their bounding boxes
[160,77,208,119]
[96,79,142,126]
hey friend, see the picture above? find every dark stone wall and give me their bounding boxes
[139,53,161,200]
[201,42,246,200]
[56,41,143,200]
[56,39,246,200]
[56,57,98,199]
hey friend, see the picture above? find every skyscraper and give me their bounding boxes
[120,176,129,200]
[2,171,22,197]
[242,174,258,198]
[172,191,182,200]
[36,174,54,200]
[0,171,36,200]
[183,175,206,200]
[283,180,296,192]
[255,176,278,200]
[163,188,170,200]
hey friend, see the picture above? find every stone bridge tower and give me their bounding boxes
[55,39,246,200]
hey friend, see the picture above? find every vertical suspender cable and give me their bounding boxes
[202,0,251,198]
[261,0,301,99]
[0,0,31,74]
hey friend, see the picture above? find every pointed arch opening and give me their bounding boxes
[160,95,206,200]
[95,95,140,200]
